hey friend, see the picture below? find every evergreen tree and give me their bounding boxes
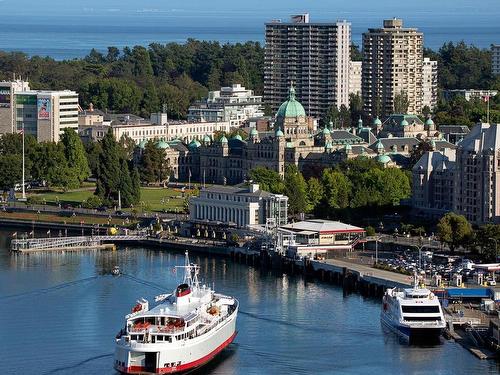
[130,166,141,204]
[96,129,121,202]
[61,128,90,185]
[118,158,134,207]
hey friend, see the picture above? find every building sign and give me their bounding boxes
[37,98,51,120]
[0,89,10,108]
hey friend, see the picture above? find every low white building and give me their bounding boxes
[189,184,288,228]
[443,89,498,102]
[422,58,438,110]
[280,219,365,258]
[188,84,264,127]
[349,61,362,96]
[492,44,500,75]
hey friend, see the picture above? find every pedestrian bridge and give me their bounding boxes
[11,235,148,252]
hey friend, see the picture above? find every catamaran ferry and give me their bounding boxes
[381,275,445,342]
[114,251,238,374]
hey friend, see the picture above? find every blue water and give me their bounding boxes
[0,230,498,375]
[0,7,499,60]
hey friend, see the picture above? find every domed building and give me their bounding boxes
[275,84,313,146]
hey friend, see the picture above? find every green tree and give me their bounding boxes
[118,159,135,207]
[474,224,500,262]
[394,91,410,114]
[306,177,324,213]
[284,164,308,217]
[130,166,141,204]
[437,213,472,252]
[96,129,121,202]
[0,154,22,190]
[248,167,285,194]
[139,141,170,184]
[60,128,90,185]
[321,169,351,210]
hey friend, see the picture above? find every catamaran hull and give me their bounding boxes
[381,313,443,342]
[114,310,237,374]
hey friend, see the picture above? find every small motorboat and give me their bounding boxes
[112,266,121,276]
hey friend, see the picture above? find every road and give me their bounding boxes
[317,257,413,287]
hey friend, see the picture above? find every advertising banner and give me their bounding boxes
[37,98,51,120]
[0,89,11,108]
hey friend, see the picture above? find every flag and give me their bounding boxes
[483,95,490,102]
[29,231,34,236]
[47,230,51,235]
[18,129,23,135]
[12,232,17,237]
[188,168,192,178]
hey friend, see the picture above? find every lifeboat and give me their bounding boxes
[132,303,142,313]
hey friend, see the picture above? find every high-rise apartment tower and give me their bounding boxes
[264,14,351,118]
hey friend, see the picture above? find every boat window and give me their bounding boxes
[157,335,163,341]
[401,306,440,313]
[404,316,441,321]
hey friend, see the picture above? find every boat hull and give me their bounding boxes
[114,309,237,374]
[381,312,443,342]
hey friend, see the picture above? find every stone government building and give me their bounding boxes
[134,85,454,185]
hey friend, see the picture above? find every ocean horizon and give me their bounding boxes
[0,11,499,60]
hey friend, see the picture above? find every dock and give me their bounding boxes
[10,235,146,253]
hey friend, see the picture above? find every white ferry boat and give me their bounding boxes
[114,251,238,374]
[381,275,445,341]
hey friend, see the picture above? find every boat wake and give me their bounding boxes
[41,353,113,375]
[0,276,99,301]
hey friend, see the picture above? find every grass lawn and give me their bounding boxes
[0,211,135,227]
[28,186,189,213]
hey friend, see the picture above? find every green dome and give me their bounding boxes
[401,118,409,126]
[275,128,284,138]
[376,154,392,164]
[250,128,259,137]
[373,117,382,126]
[323,126,331,135]
[345,143,352,151]
[220,135,228,143]
[325,142,333,149]
[156,140,170,149]
[203,134,211,143]
[232,134,243,141]
[375,140,384,151]
[276,85,306,119]
[138,139,147,149]
[188,139,201,149]
[425,118,435,126]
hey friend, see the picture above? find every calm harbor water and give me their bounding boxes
[0,230,498,375]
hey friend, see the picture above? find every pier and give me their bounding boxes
[10,235,147,253]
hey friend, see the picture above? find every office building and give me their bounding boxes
[492,44,500,75]
[15,90,79,142]
[422,58,438,110]
[362,19,423,117]
[189,184,288,228]
[187,84,264,127]
[264,14,351,117]
[0,79,30,135]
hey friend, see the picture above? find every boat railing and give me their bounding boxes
[403,319,445,327]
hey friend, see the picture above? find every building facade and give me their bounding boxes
[492,44,500,75]
[349,61,362,96]
[362,19,423,117]
[187,84,264,127]
[189,184,288,228]
[15,90,79,142]
[264,14,351,117]
[422,58,438,110]
[412,147,456,219]
[443,89,498,102]
[454,123,500,225]
[0,80,30,135]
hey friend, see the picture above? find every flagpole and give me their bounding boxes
[22,122,26,200]
[487,96,490,124]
